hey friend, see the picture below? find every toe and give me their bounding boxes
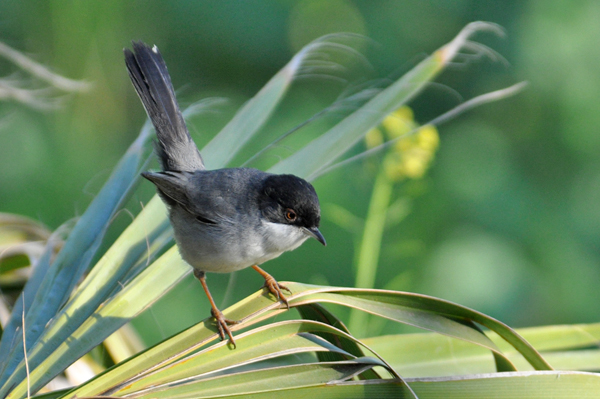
[211,309,238,347]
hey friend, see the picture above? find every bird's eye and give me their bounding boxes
[285,208,297,222]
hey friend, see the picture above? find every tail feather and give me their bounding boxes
[125,41,204,172]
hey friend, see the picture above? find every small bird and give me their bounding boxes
[124,42,326,346]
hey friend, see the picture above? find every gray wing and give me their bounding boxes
[142,168,268,224]
[125,42,204,172]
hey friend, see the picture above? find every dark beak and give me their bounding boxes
[303,227,326,246]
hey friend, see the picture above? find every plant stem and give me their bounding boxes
[349,163,394,336]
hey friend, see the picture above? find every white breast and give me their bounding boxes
[171,206,308,274]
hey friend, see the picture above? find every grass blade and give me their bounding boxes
[1,199,172,397]
[0,124,151,392]
[269,22,504,180]
[0,238,55,373]
[4,246,189,398]
[145,372,597,399]
[136,359,389,399]
[62,282,547,398]
[406,371,600,399]
[110,320,367,396]
[287,285,550,370]
[296,303,382,379]
[201,35,359,169]
[364,323,600,378]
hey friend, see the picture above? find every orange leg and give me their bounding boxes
[251,265,292,309]
[193,269,238,347]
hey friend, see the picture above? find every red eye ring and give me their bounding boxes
[285,208,297,222]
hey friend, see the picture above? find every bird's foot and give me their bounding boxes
[211,308,238,347]
[263,277,292,308]
[252,265,292,309]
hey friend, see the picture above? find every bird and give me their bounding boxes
[124,41,326,346]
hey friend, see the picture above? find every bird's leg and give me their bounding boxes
[251,265,292,309]
[193,269,238,347]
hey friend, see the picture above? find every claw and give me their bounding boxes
[211,308,238,347]
[263,278,291,309]
[252,265,292,309]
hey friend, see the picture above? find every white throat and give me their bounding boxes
[260,221,309,255]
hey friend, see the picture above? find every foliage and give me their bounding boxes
[0,22,597,399]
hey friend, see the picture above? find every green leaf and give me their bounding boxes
[137,359,390,399]
[30,389,70,399]
[11,281,545,398]
[296,303,382,379]
[2,23,528,399]
[290,286,524,371]
[0,212,51,275]
[3,199,171,393]
[146,372,598,399]
[201,35,354,169]
[406,371,600,399]
[364,323,600,377]
[64,282,547,398]
[4,247,189,398]
[488,323,600,352]
[0,123,151,393]
[269,22,504,181]
[0,212,55,360]
[0,240,54,375]
[110,320,383,397]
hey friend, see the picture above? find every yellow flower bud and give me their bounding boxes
[365,127,384,149]
[402,151,428,179]
[416,125,439,151]
[393,106,414,122]
[382,106,414,139]
[394,136,413,152]
[367,106,439,182]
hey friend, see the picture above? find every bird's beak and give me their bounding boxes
[303,227,327,246]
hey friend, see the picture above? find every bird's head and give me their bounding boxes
[259,174,326,246]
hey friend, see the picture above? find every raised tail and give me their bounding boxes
[125,41,204,172]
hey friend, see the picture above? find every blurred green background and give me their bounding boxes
[2,0,600,345]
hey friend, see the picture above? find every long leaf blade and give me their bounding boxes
[128,372,597,399]
[138,359,389,399]
[0,124,151,392]
[364,323,600,377]
[5,247,189,398]
[287,284,550,370]
[64,282,546,398]
[269,22,503,180]
[201,35,355,169]
[111,321,365,397]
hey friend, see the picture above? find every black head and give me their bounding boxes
[259,174,325,245]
